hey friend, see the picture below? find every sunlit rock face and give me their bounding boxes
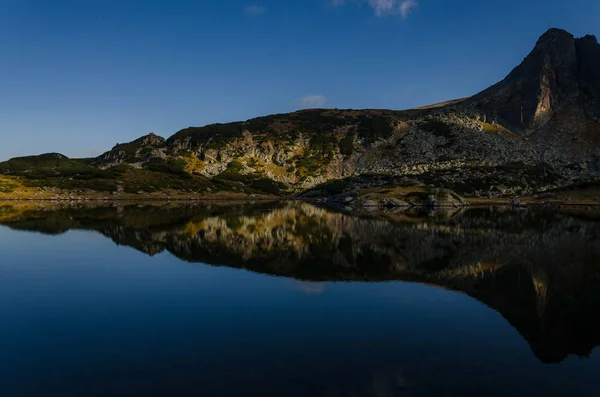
[1,202,600,363]
[466,29,597,134]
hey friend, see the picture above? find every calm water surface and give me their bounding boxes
[0,202,599,396]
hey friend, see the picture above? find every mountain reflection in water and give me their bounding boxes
[2,201,600,366]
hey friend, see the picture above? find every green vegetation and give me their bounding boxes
[144,158,190,178]
[217,161,245,181]
[0,180,18,193]
[113,134,166,151]
[0,107,580,199]
[110,142,142,156]
[167,109,401,153]
[0,153,217,194]
[356,115,394,140]
[292,134,336,179]
[0,150,286,196]
[161,110,404,185]
[213,161,287,195]
[249,178,287,195]
[273,111,351,136]
[22,177,116,192]
[0,154,122,180]
[283,111,396,140]
[167,123,246,149]
[476,120,513,136]
[119,169,213,194]
[108,164,133,174]
[0,154,137,193]
[417,162,562,196]
[100,134,167,165]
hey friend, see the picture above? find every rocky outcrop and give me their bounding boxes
[464,29,597,134]
[95,133,167,168]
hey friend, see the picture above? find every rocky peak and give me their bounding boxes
[579,34,598,45]
[95,133,167,167]
[467,28,599,134]
[533,28,574,49]
[576,34,600,120]
[133,133,166,147]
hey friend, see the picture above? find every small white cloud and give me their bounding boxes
[332,0,418,18]
[399,0,418,19]
[245,5,266,15]
[368,0,395,16]
[369,0,418,17]
[299,95,327,109]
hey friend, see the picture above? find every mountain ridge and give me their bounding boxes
[1,28,599,200]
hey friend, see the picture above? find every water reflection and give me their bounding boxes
[1,201,600,365]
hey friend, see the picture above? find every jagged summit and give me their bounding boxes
[581,34,598,45]
[534,27,574,46]
[466,28,600,133]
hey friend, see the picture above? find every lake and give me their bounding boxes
[1,201,599,397]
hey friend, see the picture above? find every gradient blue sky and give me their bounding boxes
[1,0,598,160]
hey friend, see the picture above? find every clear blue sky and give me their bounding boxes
[1,0,598,160]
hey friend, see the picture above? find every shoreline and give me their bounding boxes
[1,195,599,209]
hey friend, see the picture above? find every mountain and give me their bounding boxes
[467,29,600,130]
[1,28,599,199]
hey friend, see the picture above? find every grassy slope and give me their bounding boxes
[0,151,287,198]
[0,115,307,197]
[167,109,406,148]
[1,108,598,202]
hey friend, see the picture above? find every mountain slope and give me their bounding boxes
[1,28,599,198]
[458,28,600,162]
[466,28,583,132]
